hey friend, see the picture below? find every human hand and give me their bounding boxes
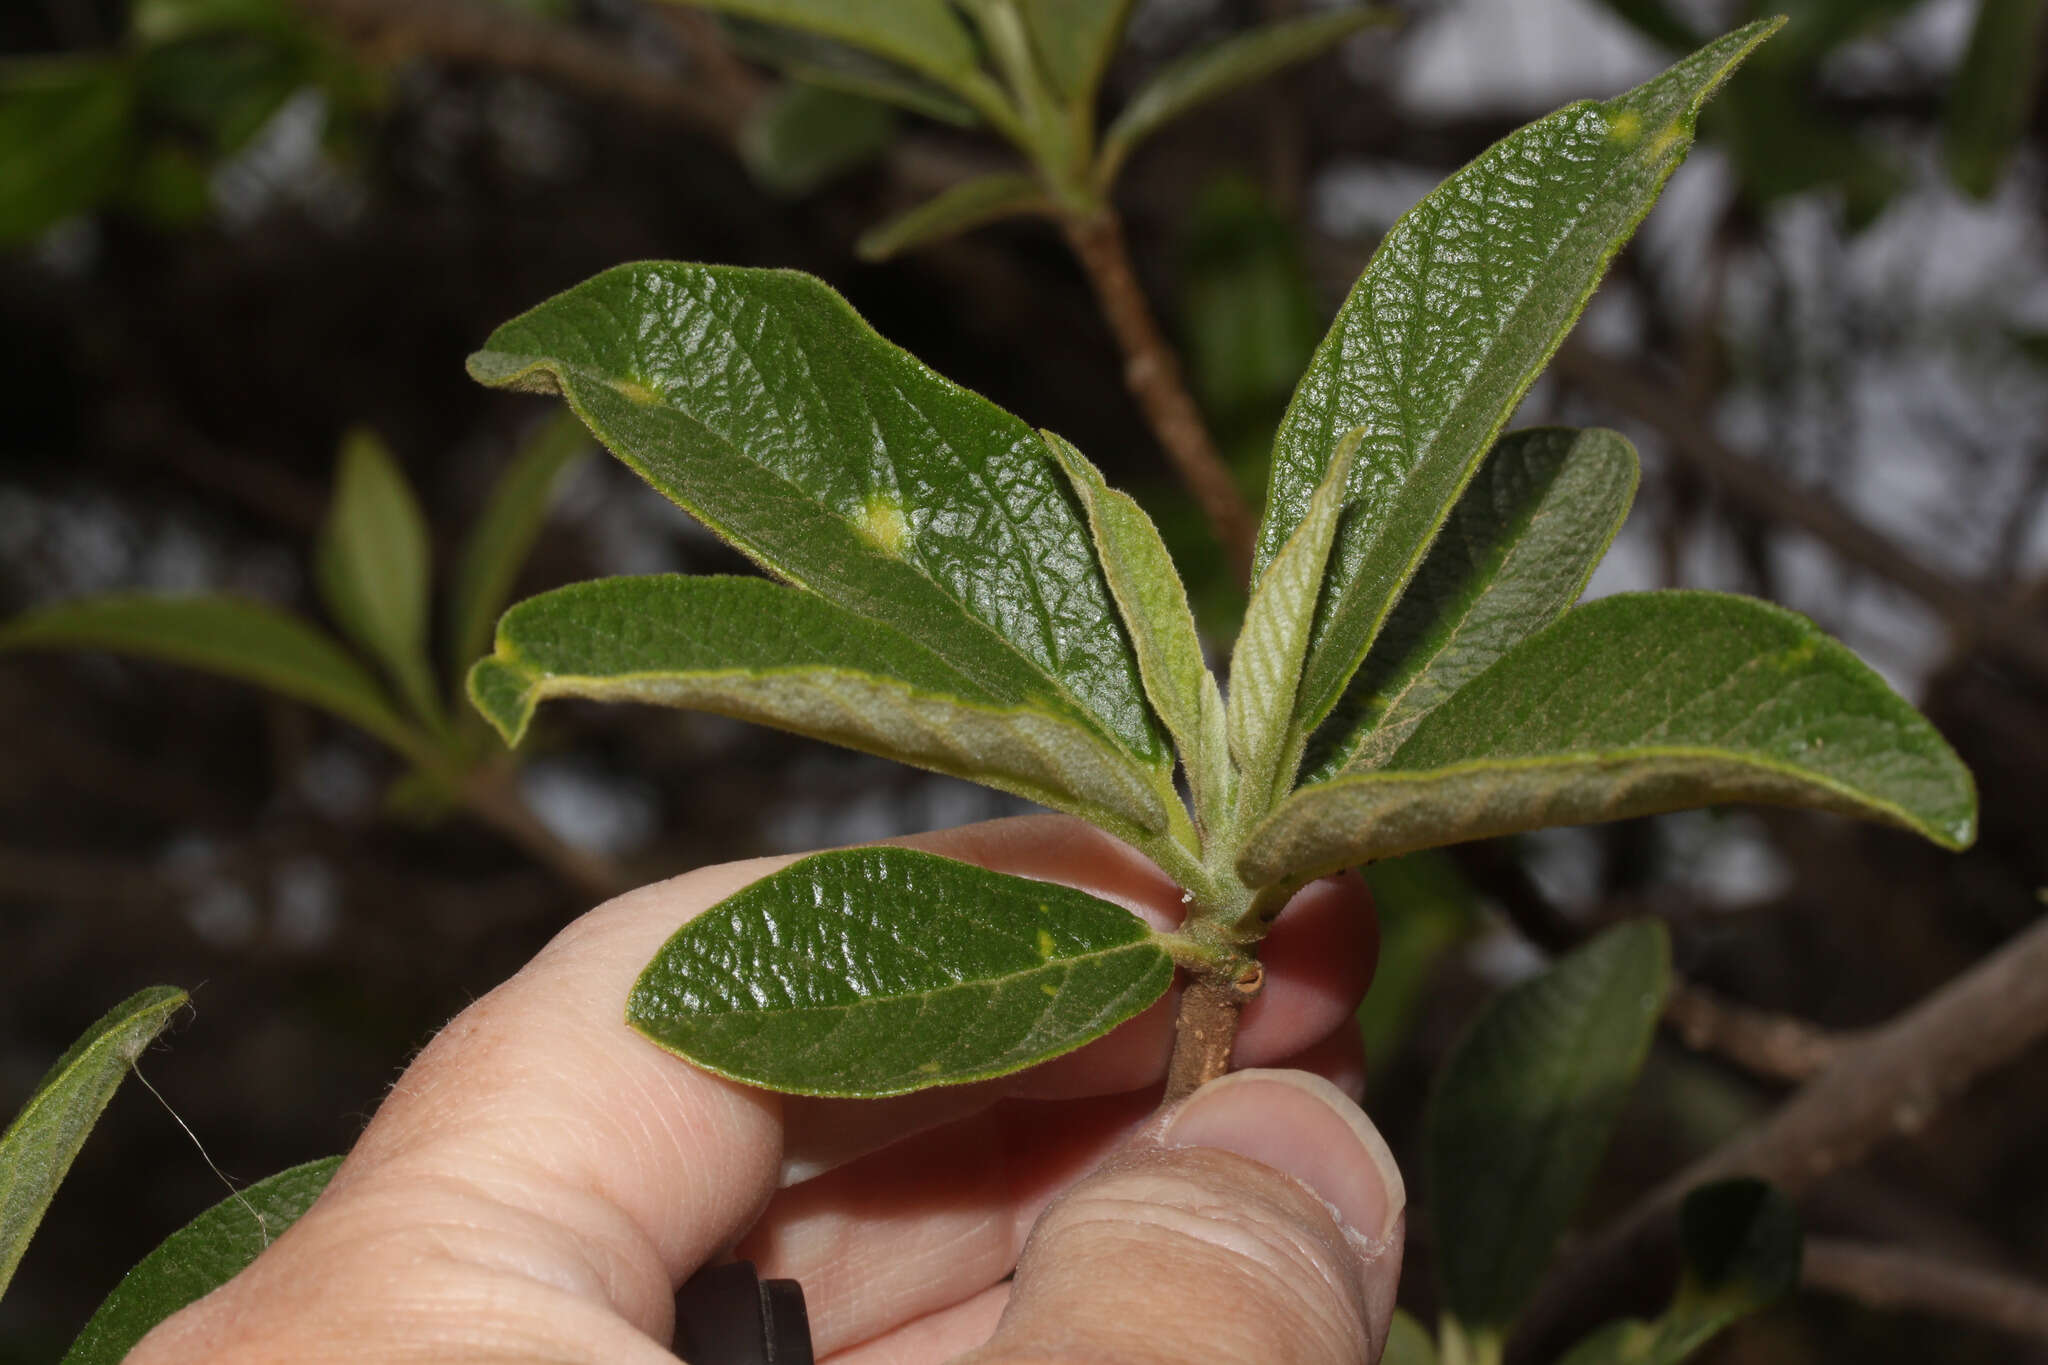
[130,815,1407,1363]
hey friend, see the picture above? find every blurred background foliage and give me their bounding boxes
[1,0,2044,1359]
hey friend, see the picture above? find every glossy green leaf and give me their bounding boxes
[629,847,1175,1096]
[316,429,440,727]
[663,1,988,104]
[1242,592,1978,886]
[1943,0,2046,199]
[1097,7,1395,187]
[721,18,981,125]
[0,987,186,1300]
[471,575,1168,839]
[0,56,135,245]
[740,81,897,196]
[1042,430,1229,833]
[61,1156,341,1365]
[1252,22,1779,761]
[1305,428,1639,783]
[446,411,591,688]
[0,595,427,762]
[1020,0,1135,105]
[467,263,1170,792]
[1430,920,1671,1337]
[1557,1179,1801,1365]
[855,171,1051,260]
[1227,428,1359,816]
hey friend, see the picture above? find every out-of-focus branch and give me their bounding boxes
[1063,211,1259,582]
[1665,979,1842,1083]
[1803,1237,2048,1346]
[460,765,630,904]
[294,0,752,137]
[1515,913,2048,1360]
[1552,342,2048,684]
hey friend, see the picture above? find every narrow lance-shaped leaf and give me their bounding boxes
[1430,920,1670,1340]
[1942,0,2047,199]
[0,56,135,245]
[62,1156,342,1365]
[1557,1179,1801,1365]
[468,264,1172,823]
[1042,430,1230,834]
[0,595,429,764]
[470,575,1167,842]
[0,986,186,1300]
[1020,0,1136,107]
[1227,427,1359,816]
[1303,427,1639,783]
[316,428,440,728]
[1241,592,1978,888]
[446,410,592,688]
[1252,21,1780,758]
[739,81,897,198]
[629,847,1176,1097]
[721,18,980,126]
[855,171,1051,261]
[1096,7,1397,188]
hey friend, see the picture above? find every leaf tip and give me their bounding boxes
[466,350,562,396]
[466,655,537,746]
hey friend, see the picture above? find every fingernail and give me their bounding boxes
[1159,1068,1405,1247]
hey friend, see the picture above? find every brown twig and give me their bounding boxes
[1552,342,2048,684]
[1514,913,2048,1360]
[1803,1237,2048,1346]
[1664,979,1842,1084]
[1162,966,1263,1103]
[1062,211,1259,582]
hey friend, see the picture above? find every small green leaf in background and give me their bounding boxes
[855,170,1050,260]
[0,595,427,762]
[721,18,981,126]
[1383,1308,1441,1365]
[1305,427,1639,783]
[1242,592,1979,886]
[1255,22,1779,758]
[446,410,591,691]
[0,56,136,245]
[1096,7,1396,187]
[629,847,1176,1096]
[470,574,1169,839]
[1043,430,1230,834]
[666,0,984,99]
[1019,0,1135,107]
[0,987,186,1300]
[1943,0,2047,199]
[316,429,440,728]
[61,1156,342,1365]
[466,263,1169,784]
[1356,852,1480,1066]
[1429,920,1671,1342]
[1556,1179,1801,1365]
[740,81,898,197]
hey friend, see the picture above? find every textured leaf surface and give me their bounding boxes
[629,847,1174,1097]
[0,595,423,759]
[446,410,591,690]
[62,1157,341,1365]
[1558,1180,1800,1365]
[1241,592,1977,886]
[1304,427,1638,781]
[1043,431,1227,830]
[1430,920,1670,1335]
[1943,0,2045,199]
[855,171,1049,260]
[471,575,1167,835]
[1097,8,1394,185]
[1252,22,1778,751]
[0,987,185,1300]
[1227,428,1357,814]
[467,263,1168,780]
[316,429,438,725]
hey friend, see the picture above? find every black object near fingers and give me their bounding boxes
[671,1261,813,1364]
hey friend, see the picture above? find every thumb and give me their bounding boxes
[964,1069,1407,1364]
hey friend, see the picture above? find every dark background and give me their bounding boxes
[2,0,2045,1359]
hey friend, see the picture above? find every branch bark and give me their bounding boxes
[1664,979,1842,1084]
[1062,211,1259,582]
[1552,342,2048,684]
[1804,1237,2048,1346]
[1163,967,1262,1103]
[1514,912,2048,1360]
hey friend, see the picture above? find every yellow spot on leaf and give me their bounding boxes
[1036,929,1057,958]
[1607,110,1643,144]
[1041,983,1059,998]
[1647,124,1682,158]
[611,378,660,406]
[917,1060,942,1074]
[857,492,911,555]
